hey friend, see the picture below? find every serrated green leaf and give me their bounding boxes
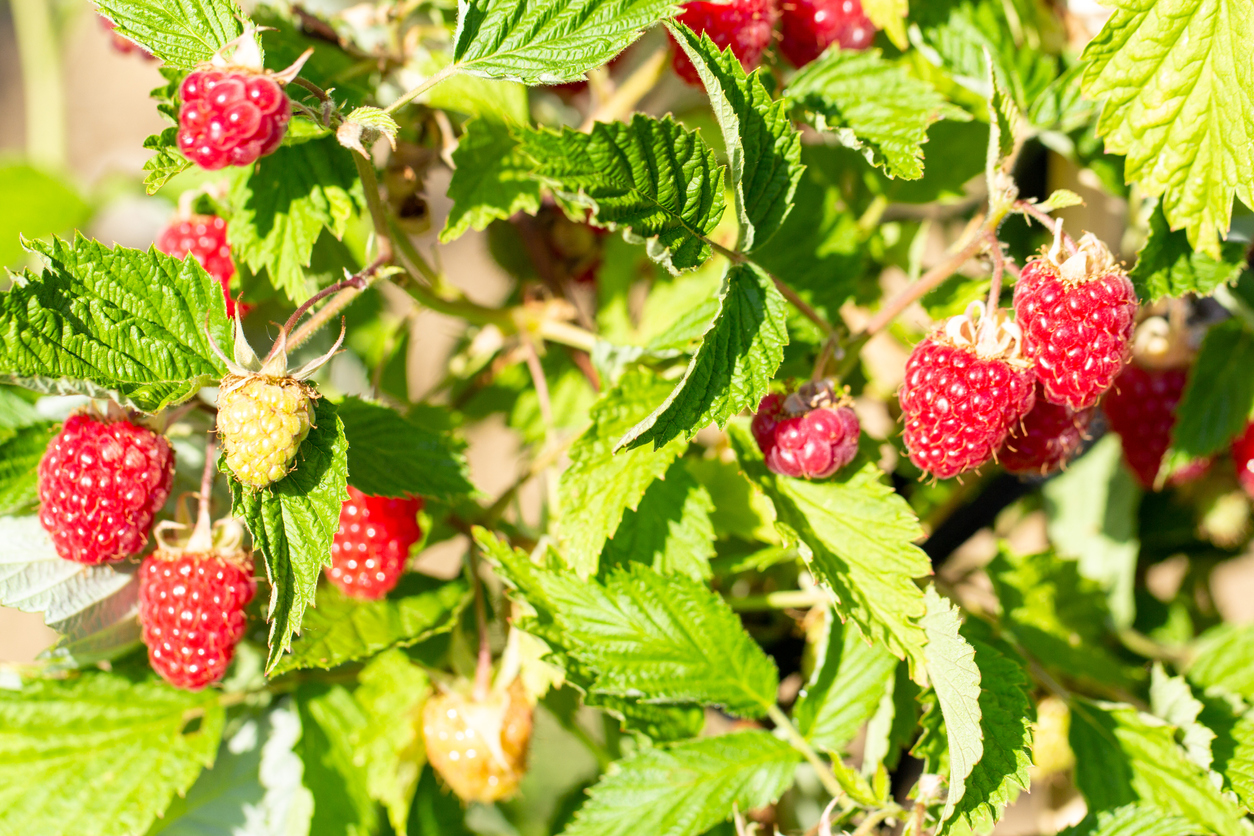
[941,622,1034,835]
[518,115,726,272]
[666,27,803,251]
[0,163,90,267]
[1069,698,1246,836]
[619,263,787,451]
[921,587,982,821]
[1188,624,1254,700]
[452,0,676,84]
[95,0,244,69]
[731,424,931,675]
[0,236,232,411]
[336,396,478,502]
[228,398,348,673]
[1151,664,1215,772]
[793,616,896,753]
[481,529,779,717]
[353,650,431,832]
[227,136,362,303]
[602,459,715,581]
[409,766,472,836]
[142,128,192,196]
[1165,320,1254,472]
[785,49,968,180]
[1081,0,1254,259]
[440,118,543,242]
[561,731,799,836]
[1058,804,1201,836]
[269,575,469,676]
[0,671,224,836]
[559,369,688,577]
[1211,707,1254,812]
[1131,204,1248,302]
[0,421,56,514]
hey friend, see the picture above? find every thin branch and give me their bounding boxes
[728,588,823,611]
[286,257,389,352]
[1015,200,1078,255]
[382,64,458,115]
[580,47,669,131]
[709,240,837,336]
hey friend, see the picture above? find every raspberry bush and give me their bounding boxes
[2,1,1254,835]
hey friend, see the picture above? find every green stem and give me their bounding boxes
[852,807,897,836]
[383,64,459,115]
[728,589,827,611]
[12,0,66,169]
[767,704,876,805]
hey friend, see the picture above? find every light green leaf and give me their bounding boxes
[452,0,676,84]
[785,49,968,180]
[142,129,192,196]
[1165,320,1254,470]
[1211,707,1254,811]
[561,730,799,836]
[921,587,982,822]
[618,262,787,451]
[0,164,90,267]
[336,396,478,502]
[1188,624,1254,700]
[793,615,896,754]
[0,236,232,412]
[863,0,908,48]
[862,663,919,778]
[1069,698,1246,836]
[294,685,380,836]
[518,115,726,272]
[228,398,349,674]
[666,27,803,251]
[1043,435,1141,628]
[0,671,224,836]
[1081,0,1254,258]
[150,701,314,836]
[1058,804,1201,836]
[424,74,529,125]
[95,0,244,68]
[602,459,715,581]
[558,369,688,577]
[731,424,931,675]
[352,650,431,833]
[0,421,56,515]
[1150,664,1214,772]
[227,137,362,303]
[481,529,779,717]
[440,118,543,242]
[268,575,469,676]
[1130,204,1247,302]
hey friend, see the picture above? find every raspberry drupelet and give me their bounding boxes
[327,487,424,599]
[752,380,861,479]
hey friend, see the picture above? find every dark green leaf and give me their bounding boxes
[1130,204,1247,302]
[440,118,543,242]
[602,459,715,581]
[793,616,895,753]
[1166,320,1254,467]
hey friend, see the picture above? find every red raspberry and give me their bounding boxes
[177,69,290,170]
[326,487,424,599]
[1013,234,1138,410]
[670,0,777,86]
[99,17,156,60]
[779,0,876,68]
[156,215,250,317]
[1233,422,1254,497]
[900,307,1036,480]
[38,414,175,565]
[998,383,1094,476]
[1102,362,1196,489]
[751,381,861,479]
[139,550,256,690]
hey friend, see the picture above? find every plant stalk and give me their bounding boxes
[383,64,458,115]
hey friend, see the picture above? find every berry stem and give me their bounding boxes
[188,435,217,552]
[1015,200,1078,255]
[466,545,494,703]
[285,255,390,353]
[382,64,459,115]
[708,240,838,336]
[767,703,878,806]
[978,232,1007,347]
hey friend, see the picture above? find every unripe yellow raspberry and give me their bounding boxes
[217,374,315,488]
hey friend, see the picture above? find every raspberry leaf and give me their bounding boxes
[95,0,245,69]
[0,236,233,412]
[480,529,780,717]
[1058,805,1201,836]
[560,730,799,836]
[0,421,56,515]
[1166,320,1254,472]
[517,115,726,273]
[352,651,432,832]
[792,618,896,753]
[440,118,543,242]
[228,398,349,674]
[1082,0,1254,259]
[559,369,688,577]
[227,136,364,303]
[268,575,470,676]
[1208,705,1254,812]
[0,670,224,836]
[1150,664,1215,772]
[337,396,478,502]
[666,27,803,252]
[618,263,787,450]
[1068,698,1246,836]
[785,50,969,180]
[1131,205,1248,302]
[141,129,192,196]
[295,683,382,834]
[1189,624,1254,700]
[731,424,931,675]
[601,459,715,581]
[452,0,676,84]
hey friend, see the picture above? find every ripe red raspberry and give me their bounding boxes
[751,381,861,479]
[1102,362,1194,489]
[327,487,424,599]
[1233,422,1254,497]
[423,678,533,803]
[900,306,1036,480]
[998,384,1094,476]
[156,215,250,317]
[178,68,290,170]
[1013,233,1138,410]
[779,0,876,68]
[38,414,175,565]
[139,549,256,690]
[670,0,777,86]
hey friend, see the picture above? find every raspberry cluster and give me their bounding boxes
[998,384,1093,477]
[780,0,875,68]
[38,414,175,565]
[423,679,533,803]
[178,69,290,170]
[156,215,250,317]
[139,551,256,690]
[751,381,860,479]
[327,487,424,599]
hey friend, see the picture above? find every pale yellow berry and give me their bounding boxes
[217,374,315,488]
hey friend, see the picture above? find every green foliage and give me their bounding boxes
[0,164,90,267]
[1166,320,1254,469]
[1189,624,1254,700]
[1131,204,1248,301]
[440,118,543,242]
[793,616,896,753]
[95,0,244,68]
[1058,805,1200,836]
[0,421,56,515]
[601,459,716,580]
